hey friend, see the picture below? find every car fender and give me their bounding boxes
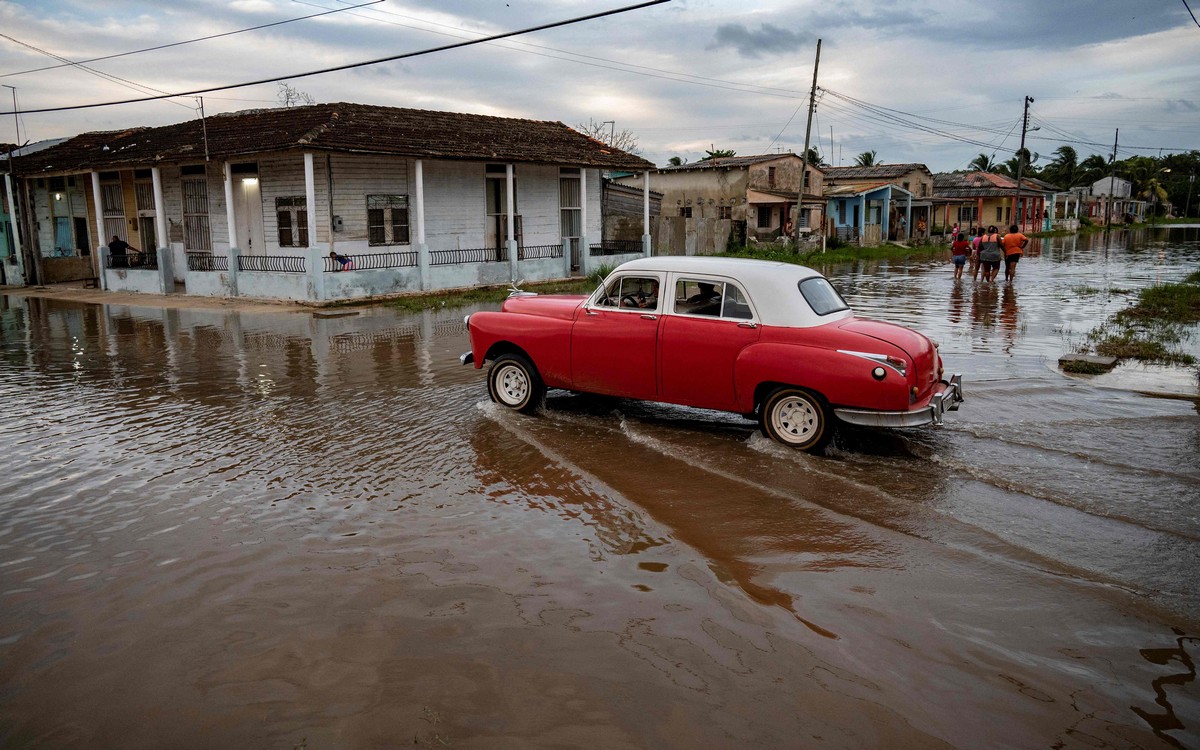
[468,311,572,389]
[733,342,911,413]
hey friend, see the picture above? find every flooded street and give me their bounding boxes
[1,227,1197,748]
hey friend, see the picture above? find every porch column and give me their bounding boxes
[304,153,318,250]
[642,170,651,257]
[415,159,429,290]
[977,198,983,229]
[89,171,108,290]
[223,161,237,253]
[904,196,912,243]
[3,172,26,284]
[578,168,588,277]
[881,188,891,241]
[858,195,866,247]
[506,163,517,280]
[151,166,168,250]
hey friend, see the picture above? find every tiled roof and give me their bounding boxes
[660,153,823,173]
[933,171,1062,197]
[12,103,654,175]
[823,163,930,180]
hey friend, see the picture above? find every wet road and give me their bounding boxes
[0,227,1197,748]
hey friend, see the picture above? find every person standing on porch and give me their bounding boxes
[916,217,927,243]
[108,235,137,268]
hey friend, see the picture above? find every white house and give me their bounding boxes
[7,103,655,301]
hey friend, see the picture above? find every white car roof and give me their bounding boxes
[607,256,853,328]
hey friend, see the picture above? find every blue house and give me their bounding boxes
[825,182,914,246]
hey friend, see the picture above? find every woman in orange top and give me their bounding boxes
[1002,224,1029,282]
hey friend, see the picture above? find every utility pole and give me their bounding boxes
[796,38,821,247]
[1186,171,1195,219]
[1104,129,1119,228]
[1012,96,1033,233]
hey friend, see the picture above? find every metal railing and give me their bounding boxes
[186,253,229,272]
[518,244,564,260]
[430,246,507,266]
[323,251,417,273]
[107,251,158,270]
[589,240,643,256]
[237,255,306,273]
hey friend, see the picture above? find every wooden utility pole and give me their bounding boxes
[796,38,821,247]
[1104,129,1119,228]
[1012,96,1033,232]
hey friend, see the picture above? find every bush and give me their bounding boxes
[1080,216,1094,227]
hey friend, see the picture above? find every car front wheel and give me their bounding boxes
[760,387,831,453]
[487,353,545,414]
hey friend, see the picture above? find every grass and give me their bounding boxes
[1075,273,1200,368]
[719,239,946,267]
[1061,359,1113,375]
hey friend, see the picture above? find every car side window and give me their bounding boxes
[721,283,753,320]
[598,276,660,311]
[674,279,724,317]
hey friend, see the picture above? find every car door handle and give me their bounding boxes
[584,308,600,316]
[737,322,757,329]
[640,314,657,320]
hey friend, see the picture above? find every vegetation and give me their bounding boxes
[854,150,878,167]
[720,240,945,267]
[576,118,641,155]
[1061,358,1113,375]
[702,147,737,160]
[1077,272,1200,368]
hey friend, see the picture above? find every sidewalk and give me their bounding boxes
[1,282,310,314]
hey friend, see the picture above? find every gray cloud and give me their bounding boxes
[707,23,814,59]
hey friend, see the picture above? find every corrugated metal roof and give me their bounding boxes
[823,163,931,180]
[12,103,655,175]
[823,181,910,197]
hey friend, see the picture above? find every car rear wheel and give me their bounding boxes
[487,353,545,414]
[760,387,831,453]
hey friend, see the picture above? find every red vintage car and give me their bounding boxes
[461,257,962,452]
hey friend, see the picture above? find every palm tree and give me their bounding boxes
[1044,146,1079,187]
[701,148,736,161]
[969,153,997,173]
[667,156,684,167]
[1077,154,1109,185]
[854,150,878,167]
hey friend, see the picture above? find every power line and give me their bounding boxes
[0,0,672,116]
[1183,0,1200,29]
[293,0,807,100]
[1,1,384,77]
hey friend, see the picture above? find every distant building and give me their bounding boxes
[933,171,1063,232]
[615,153,825,250]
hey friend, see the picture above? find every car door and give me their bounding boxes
[660,278,760,411]
[571,274,661,400]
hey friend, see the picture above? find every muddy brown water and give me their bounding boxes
[1,227,1197,748]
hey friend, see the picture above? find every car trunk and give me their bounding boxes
[837,318,941,403]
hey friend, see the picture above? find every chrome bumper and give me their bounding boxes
[834,373,964,428]
[459,351,474,366]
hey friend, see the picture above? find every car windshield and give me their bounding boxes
[798,277,849,316]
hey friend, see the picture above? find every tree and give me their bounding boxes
[701,148,736,161]
[969,153,997,173]
[277,82,315,107]
[1077,154,1109,184]
[667,156,685,167]
[1043,146,1079,187]
[854,150,878,167]
[803,147,823,166]
[577,118,641,155]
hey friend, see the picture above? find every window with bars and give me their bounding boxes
[957,206,979,223]
[717,205,732,220]
[366,194,410,246]
[559,172,581,250]
[182,177,211,251]
[100,179,126,241]
[276,196,308,247]
[680,206,692,218]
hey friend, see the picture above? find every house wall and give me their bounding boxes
[32,176,89,257]
[746,158,824,196]
[626,170,750,221]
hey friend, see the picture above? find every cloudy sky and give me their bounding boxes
[1,0,1198,172]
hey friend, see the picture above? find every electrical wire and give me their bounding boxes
[1,1,384,77]
[0,0,671,116]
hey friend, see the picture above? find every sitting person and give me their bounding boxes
[687,282,720,304]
